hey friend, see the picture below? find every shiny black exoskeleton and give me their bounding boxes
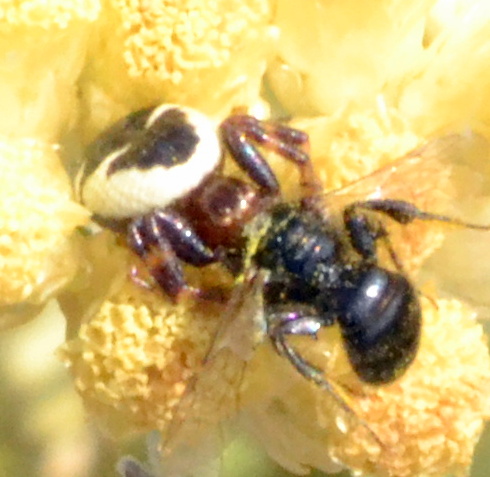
[251,192,488,394]
[253,201,423,386]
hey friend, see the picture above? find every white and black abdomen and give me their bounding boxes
[76,105,221,221]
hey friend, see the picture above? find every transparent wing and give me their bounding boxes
[319,130,490,273]
[156,270,268,477]
[324,130,490,213]
[203,269,267,361]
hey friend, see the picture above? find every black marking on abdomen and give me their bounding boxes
[107,107,200,175]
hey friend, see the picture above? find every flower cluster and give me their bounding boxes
[3,1,490,476]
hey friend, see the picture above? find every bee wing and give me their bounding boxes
[158,270,268,476]
[323,130,489,213]
[207,269,267,360]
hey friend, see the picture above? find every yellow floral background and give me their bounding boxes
[2,0,490,476]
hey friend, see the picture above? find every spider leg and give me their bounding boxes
[151,209,217,265]
[220,115,320,195]
[127,208,220,301]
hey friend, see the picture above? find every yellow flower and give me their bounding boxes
[79,0,274,140]
[269,0,490,134]
[62,105,490,476]
[61,260,234,436]
[3,0,490,476]
[0,1,97,328]
[0,0,100,140]
[242,297,490,477]
[0,138,88,328]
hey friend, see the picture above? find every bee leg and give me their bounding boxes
[267,307,382,444]
[268,311,325,379]
[220,115,320,195]
[342,203,405,271]
[127,209,219,302]
[345,198,490,230]
[267,310,351,410]
[344,198,490,272]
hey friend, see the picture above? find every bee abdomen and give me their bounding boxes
[337,267,421,384]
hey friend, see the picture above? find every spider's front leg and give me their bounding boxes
[220,115,320,196]
[127,208,220,302]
